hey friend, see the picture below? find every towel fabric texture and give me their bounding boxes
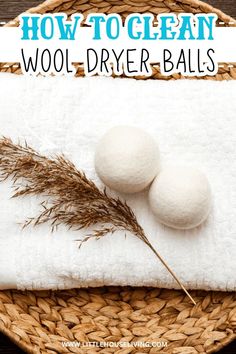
[0,73,235,291]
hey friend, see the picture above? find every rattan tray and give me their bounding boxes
[0,1,236,353]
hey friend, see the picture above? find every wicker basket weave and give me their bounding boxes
[0,1,236,354]
[0,0,236,79]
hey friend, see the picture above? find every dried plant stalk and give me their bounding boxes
[0,137,195,305]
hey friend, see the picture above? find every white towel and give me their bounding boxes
[0,73,235,292]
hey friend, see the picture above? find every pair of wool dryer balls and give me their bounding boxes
[95,126,211,230]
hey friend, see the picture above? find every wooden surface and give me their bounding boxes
[0,330,235,354]
[0,0,235,353]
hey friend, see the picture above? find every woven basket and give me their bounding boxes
[0,1,236,353]
[0,0,236,79]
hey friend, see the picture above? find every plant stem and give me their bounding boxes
[145,239,196,305]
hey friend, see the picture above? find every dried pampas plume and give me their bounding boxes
[0,137,195,305]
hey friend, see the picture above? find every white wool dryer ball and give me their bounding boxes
[95,126,160,194]
[149,167,211,230]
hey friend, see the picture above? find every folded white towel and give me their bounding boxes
[0,73,235,292]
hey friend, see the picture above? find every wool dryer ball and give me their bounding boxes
[149,167,211,230]
[95,126,160,193]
